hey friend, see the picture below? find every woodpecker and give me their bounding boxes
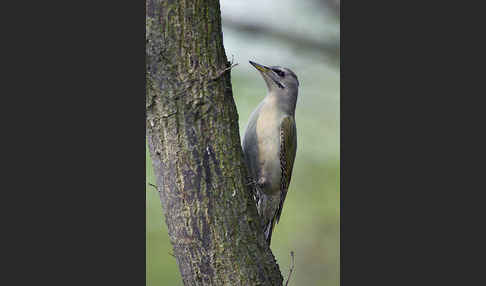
[242,61,299,245]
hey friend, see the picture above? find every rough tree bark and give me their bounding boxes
[146,0,283,285]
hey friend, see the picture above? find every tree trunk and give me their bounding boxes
[146,0,283,285]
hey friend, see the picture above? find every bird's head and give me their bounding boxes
[249,61,299,96]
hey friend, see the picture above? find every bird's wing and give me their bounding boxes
[276,116,297,224]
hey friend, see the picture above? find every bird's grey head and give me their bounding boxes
[249,61,299,98]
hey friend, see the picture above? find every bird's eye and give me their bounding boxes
[274,69,285,77]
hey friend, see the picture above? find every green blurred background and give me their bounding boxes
[147,0,340,285]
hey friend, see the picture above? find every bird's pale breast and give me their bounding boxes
[256,102,283,195]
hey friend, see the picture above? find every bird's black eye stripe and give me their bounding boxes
[273,69,285,77]
[271,77,284,89]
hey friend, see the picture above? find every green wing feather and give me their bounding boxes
[275,116,297,224]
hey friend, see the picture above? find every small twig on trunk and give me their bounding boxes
[212,63,239,80]
[148,183,158,190]
[211,55,239,80]
[285,251,295,286]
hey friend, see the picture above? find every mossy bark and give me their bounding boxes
[146,0,283,285]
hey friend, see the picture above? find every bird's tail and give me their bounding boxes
[264,216,277,245]
[257,190,280,246]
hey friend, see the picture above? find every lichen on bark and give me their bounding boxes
[146,0,283,285]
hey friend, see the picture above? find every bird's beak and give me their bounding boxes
[249,61,270,73]
[249,61,284,89]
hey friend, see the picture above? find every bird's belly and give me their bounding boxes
[258,152,281,194]
[253,102,284,195]
[256,131,282,195]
